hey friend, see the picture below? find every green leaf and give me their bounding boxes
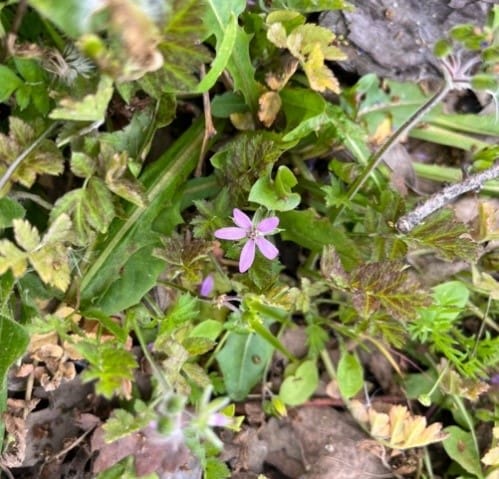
[279,359,319,405]
[249,165,301,211]
[217,329,274,401]
[196,13,237,93]
[97,245,165,315]
[103,405,154,442]
[211,131,294,203]
[27,0,100,36]
[79,341,138,399]
[0,197,25,229]
[159,0,211,92]
[279,209,361,270]
[189,320,223,341]
[79,120,205,313]
[407,209,479,261]
[160,294,200,334]
[0,315,29,450]
[50,75,114,122]
[205,456,231,479]
[271,0,351,12]
[0,65,23,102]
[211,92,247,118]
[204,0,260,111]
[443,426,484,478]
[350,261,430,320]
[70,151,96,178]
[337,351,363,399]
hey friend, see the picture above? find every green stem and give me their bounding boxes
[331,82,451,224]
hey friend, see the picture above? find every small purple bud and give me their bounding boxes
[199,275,214,297]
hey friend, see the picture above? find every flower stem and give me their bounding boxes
[331,82,452,224]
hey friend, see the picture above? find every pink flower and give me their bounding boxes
[215,209,279,273]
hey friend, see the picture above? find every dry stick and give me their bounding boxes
[331,81,452,224]
[396,161,499,233]
[195,64,217,177]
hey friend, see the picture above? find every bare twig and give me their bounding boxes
[396,161,499,233]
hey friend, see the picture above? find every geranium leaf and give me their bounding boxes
[406,209,479,261]
[50,75,114,122]
[0,117,64,190]
[13,218,40,252]
[0,240,28,278]
[350,261,430,320]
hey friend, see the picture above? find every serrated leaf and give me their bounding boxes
[337,351,363,399]
[13,218,40,252]
[30,243,71,291]
[0,117,64,190]
[84,177,116,233]
[407,209,478,261]
[0,65,23,102]
[302,42,340,93]
[217,330,274,401]
[350,261,430,320]
[0,240,28,277]
[279,359,319,405]
[205,456,231,479]
[104,150,147,207]
[158,0,211,91]
[0,197,25,229]
[182,362,211,388]
[71,151,96,177]
[41,213,72,245]
[79,341,137,399]
[205,0,260,111]
[103,408,149,443]
[50,75,114,122]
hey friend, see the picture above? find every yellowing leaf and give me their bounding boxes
[472,266,499,300]
[30,243,71,291]
[0,117,64,192]
[302,43,340,93]
[41,213,73,245]
[50,75,114,122]
[265,56,299,91]
[371,117,392,147]
[351,401,447,450]
[258,91,282,128]
[482,446,499,466]
[13,218,40,252]
[478,200,499,241]
[0,240,28,277]
[267,22,288,48]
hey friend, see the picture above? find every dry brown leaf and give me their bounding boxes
[265,56,299,91]
[351,401,447,450]
[258,91,282,128]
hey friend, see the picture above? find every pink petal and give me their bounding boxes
[257,216,279,234]
[215,227,247,240]
[256,237,279,260]
[232,209,253,229]
[239,240,256,273]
